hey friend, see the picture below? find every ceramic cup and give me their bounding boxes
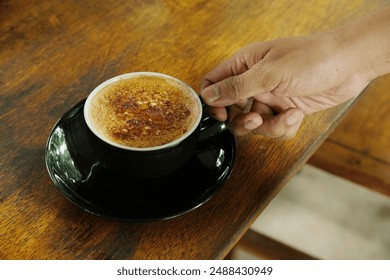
[83,72,226,178]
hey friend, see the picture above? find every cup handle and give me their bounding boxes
[195,103,228,152]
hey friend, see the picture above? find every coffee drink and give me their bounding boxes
[87,75,201,148]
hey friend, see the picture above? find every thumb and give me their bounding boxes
[201,62,280,107]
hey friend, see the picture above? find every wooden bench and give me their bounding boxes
[231,74,390,259]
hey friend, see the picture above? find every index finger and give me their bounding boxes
[200,52,250,92]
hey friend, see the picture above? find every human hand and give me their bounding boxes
[200,33,373,139]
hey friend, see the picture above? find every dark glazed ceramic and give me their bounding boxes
[45,100,236,221]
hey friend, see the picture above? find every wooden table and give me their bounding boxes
[1,0,388,259]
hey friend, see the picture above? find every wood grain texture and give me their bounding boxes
[309,75,390,196]
[1,0,389,259]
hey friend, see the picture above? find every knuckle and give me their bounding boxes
[252,64,280,93]
[227,123,248,136]
[224,76,243,102]
[270,81,293,96]
[267,122,286,138]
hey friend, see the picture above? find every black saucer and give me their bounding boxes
[45,100,236,222]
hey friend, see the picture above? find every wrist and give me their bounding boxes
[328,8,390,81]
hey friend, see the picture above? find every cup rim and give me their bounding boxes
[83,72,202,151]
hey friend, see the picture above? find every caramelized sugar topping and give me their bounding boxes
[89,76,199,148]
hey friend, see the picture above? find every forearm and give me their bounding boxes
[329,7,390,81]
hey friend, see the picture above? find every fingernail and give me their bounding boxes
[286,111,300,126]
[201,84,220,103]
[245,118,262,130]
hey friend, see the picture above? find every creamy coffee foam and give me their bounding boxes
[88,76,200,148]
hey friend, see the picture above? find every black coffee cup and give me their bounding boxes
[84,72,226,178]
